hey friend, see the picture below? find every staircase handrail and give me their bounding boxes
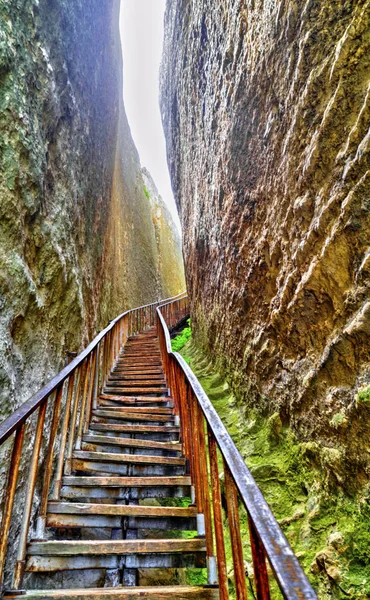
[0,291,187,445]
[157,297,317,600]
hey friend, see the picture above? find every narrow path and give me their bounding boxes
[7,329,218,599]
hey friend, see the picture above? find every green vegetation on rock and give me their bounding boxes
[179,337,370,599]
[143,185,150,200]
[356,386,370,404]
[171,319,192,352]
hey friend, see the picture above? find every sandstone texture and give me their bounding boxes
[142,167,185,298]
[0,0,184,419]
[161,0,370,483]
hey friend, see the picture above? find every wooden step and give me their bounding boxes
[120,352,160,356]
[72,450,185,466]
[26,540,206,571]
[61,484,191,501]
[62,476,191,487]
[98,398,174,409]
[95,406,174,415]
[116,362,162,367]
[103,387,168,395]
[108,375,165,381]
[27,539,206,556]
[113,368,164,374]
[70,460,184,477]
[123,346,161,350]
[46,502,196,529]
[89,423,180,434]
[106,381,167,388]
[99,394,173,404]
[47,502,196,518]
[8,585,219,599]
[118,351,161,356]
[82,434,182,452]
[92,409,173,422]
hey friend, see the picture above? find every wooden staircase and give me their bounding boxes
[0,294,317,600]
[6,329,218,599]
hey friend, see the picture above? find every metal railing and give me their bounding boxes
[0,292,186,593]
[157,296,317,600]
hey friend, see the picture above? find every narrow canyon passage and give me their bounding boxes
[0,1,370,599]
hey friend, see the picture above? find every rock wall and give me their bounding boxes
[142,167,185,298]
[0,0,184,419]
[161,0,370,483]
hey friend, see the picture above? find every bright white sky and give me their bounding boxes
[119,0,181,230]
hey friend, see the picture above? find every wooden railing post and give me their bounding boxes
[51,372,76,500]
[248,515,271,600]
[13,399,48,590]
[188,389,204,531]
[65,365,83,474]
[197,404,217,584]
[93,343,100,410]
[83,349,97,434]
[0,424,26,589]
[75,354,92,449]
[208,427,229,599]
[179,377,193,477]
[36,383,64,539]
[224,463,248,600]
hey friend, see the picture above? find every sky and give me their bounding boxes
[119,0,181,230]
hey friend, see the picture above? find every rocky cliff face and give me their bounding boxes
[161,0,370,484]
[142,167,185,298]
[0,0,184,419]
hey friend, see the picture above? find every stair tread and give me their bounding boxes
[82,434,182,451]
[103,388,168,394]
[11,587,219,599]
[72,450,185,465]
[105,382,167,388]
[89,423,180,433]
[95,406,173,414]
[110,368,163,372]
[27,539,206,555]
[108,376,165,381]
[92,410,173,422]
[100,394,172,401]
[62,476,191,486]
[47,502,196,517]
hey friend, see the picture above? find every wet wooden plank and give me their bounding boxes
[27,539,206,555]
[72,450,185,466]
[16,585,220,599]
[92,410,173,422]
[47,502,196,518]
[97,399,174,409]
[26,553,206,571]
[89,423,180,433]
[62,476,191,487]
[108,375,166,382]
[94,406,173,415]
[82,434,182,452]
[103,387,168,395]
[110,367,163,372]
[99,394,172,403]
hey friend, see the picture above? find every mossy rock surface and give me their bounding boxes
[178,338,370,599]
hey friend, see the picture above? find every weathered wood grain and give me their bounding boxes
[13,585,220,599]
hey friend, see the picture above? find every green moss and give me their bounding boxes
[179,338,370,599]
[185,568,208,586]
[330,413,346,427]
[143,185,150,200]
[356,386,370,403]
[171,319,192,352]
